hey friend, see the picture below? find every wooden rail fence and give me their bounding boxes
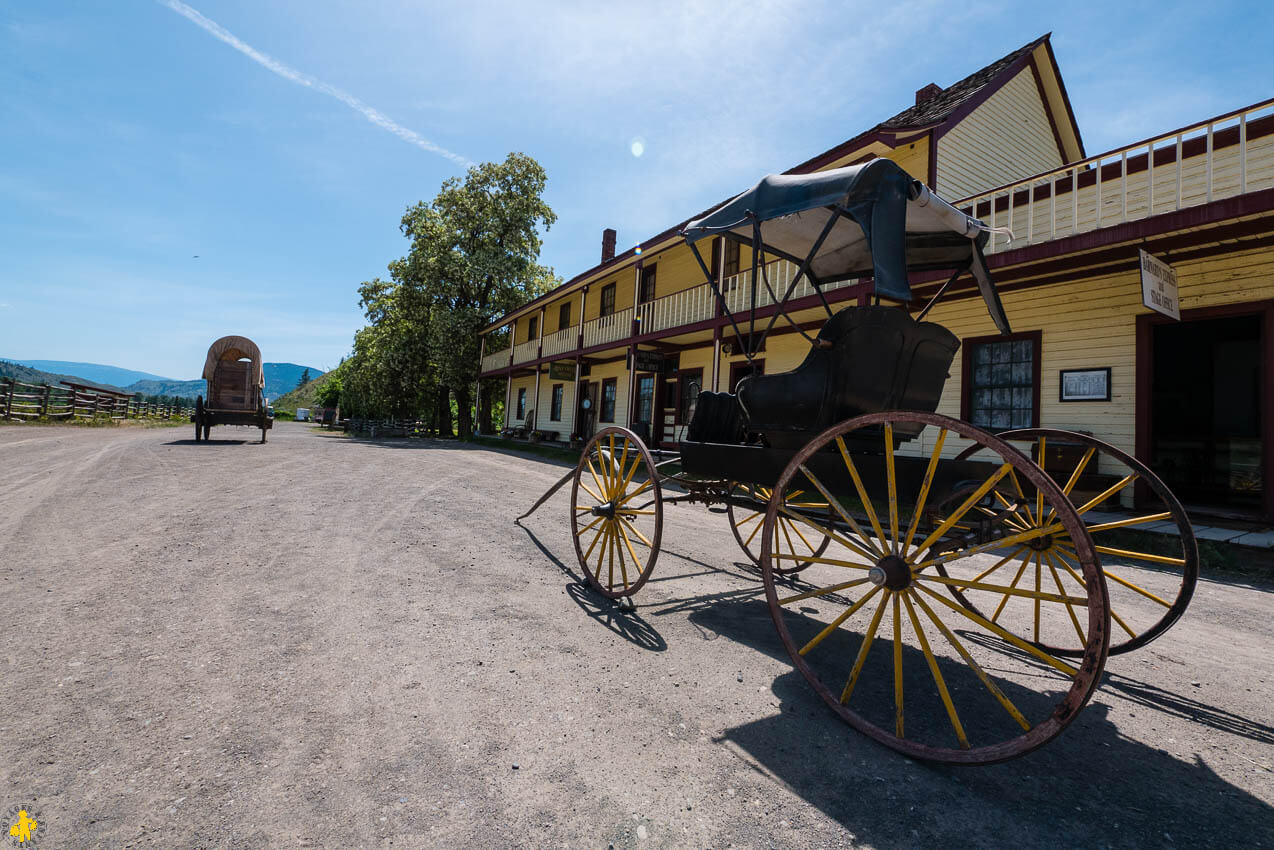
[0,378,194,423]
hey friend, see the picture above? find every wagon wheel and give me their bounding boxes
[570,426,663,600]
[942,428,1198,656]
[760,412,1109,765]
[727,483,832,574]
[194,396,204,442]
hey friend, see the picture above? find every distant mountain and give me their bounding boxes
[264,363,324,401]
[0,360,125,392]
[4,357,322,402]
[5,359,172,387]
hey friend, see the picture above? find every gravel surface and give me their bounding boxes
[1,421,1271,848]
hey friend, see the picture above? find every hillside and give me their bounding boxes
[5,359,170,387]
[125,379,205,400]
[271,373,328,414]
[0,360,125,392]
[263,363,324,401]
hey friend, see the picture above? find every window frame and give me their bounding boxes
[675,368,704,425]
[599,377,617,422]
[960,330,1042,431]
[550,384,563,421]
[558,302,571,331]
[639,264,657,304]
[599,283,617,317]
[516,387,527,420]
[527,315,538,342]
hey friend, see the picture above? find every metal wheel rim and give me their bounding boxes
[947,428,1198,656]
[761,411,1111,765]
[570,426,663,599]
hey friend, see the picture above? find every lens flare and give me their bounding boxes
[630,137,646,158]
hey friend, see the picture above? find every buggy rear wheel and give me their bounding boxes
[945,428,1198,656]
[570,427,663,600]
[761,412,1110,765]
[194,396,204,442]
[727,483,832,574]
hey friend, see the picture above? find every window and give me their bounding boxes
[635,375,654,425]
[600,378,617,422]
[550,384,563,421]
[516,388,527,419]
[678,370,702,424]
[963,332,1040,430]
[527,315,538,341]
[599,283,616,317]
[724,239,740,276]
[558,302,571,330]
[639,264,657,303]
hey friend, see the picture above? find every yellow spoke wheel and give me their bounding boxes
[944,428,1199,657]
[761,412,1110,765]
[570,427,663,600]
[727,483,832,574]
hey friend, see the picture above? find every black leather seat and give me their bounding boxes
[735,305,959,448]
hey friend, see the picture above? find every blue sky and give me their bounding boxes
[2,1,1271,379]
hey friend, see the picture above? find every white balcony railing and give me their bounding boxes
[540,325,577,358]
[511,339,539,365]
[481,347,510,373]
[637,284,715,333]
[581,307,633,349]
[722,259,858,313]
[961,98,1274,255]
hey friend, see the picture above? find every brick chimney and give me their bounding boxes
[915,83,942,105]
[601,228,617,264]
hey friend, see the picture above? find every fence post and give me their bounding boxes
[41,385,50,417]
[4,381,13,419]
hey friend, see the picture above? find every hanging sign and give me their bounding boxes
[632,349,668,373]
[1139,249,1180,320]
[548,361,575,381]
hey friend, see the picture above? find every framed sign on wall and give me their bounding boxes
[1059,367,1111,402]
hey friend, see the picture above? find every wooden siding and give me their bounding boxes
[936,67,1064,200]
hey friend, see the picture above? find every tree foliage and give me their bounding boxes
[335,153,558,437]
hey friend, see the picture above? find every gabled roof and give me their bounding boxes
[788,34,1080,174]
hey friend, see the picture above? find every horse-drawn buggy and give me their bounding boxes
[524,160,1198,764]
[193,335,273,443]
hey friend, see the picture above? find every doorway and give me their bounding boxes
[576,380,597,442]
[1141,307,1270,518]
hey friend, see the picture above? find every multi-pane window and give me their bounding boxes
[558,302,571,330]
[527,315,538,341]
[639,264,657,303]
[599,283,616,317]
[550,384,563,421]
[516,388,527,419]
[600,378,617,422]
[968,337,1037,429]
[635,375,654,425]
[724,240,740,276]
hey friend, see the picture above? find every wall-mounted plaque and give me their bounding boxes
[1059,368,1111,402]
[548,361,575,381]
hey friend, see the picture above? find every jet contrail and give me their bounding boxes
[157,0,471,167]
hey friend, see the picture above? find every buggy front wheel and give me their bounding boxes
[727,483,832,574]
[570,427,663,599]
[761,412,1110,765]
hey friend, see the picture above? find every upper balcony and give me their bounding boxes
[961,98,1274,256]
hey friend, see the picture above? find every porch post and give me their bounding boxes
[476,333,486,434]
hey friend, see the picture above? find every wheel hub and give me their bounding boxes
[868,554,912,590]
[1027,531,1054,551]
[590,501,617,519]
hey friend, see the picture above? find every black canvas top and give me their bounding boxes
[682,159,1010,333]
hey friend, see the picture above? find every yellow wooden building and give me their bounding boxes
[479,34,1274,521]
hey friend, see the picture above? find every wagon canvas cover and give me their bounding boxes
[201,335,265,389]
[682,159,1010,333]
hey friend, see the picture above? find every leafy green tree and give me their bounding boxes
[337,153,558,437]
[314,374,342,409]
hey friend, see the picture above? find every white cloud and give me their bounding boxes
[155,0,472,167]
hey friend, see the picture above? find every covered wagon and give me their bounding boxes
[193,335,273,443]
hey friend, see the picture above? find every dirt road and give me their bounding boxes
[1,422,1271,848]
